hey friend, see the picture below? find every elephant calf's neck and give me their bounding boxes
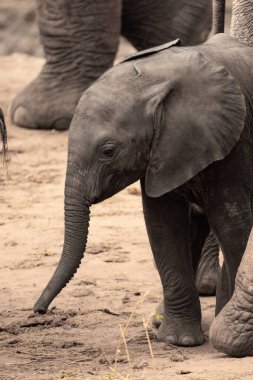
[231,0,253,47]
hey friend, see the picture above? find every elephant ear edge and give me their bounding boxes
[120,38,181,63]
[145,52,246,198]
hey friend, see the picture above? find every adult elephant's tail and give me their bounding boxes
[0,108,8,165]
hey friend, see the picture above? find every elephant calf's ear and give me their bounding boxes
[120,39,181,63]
[145,52,246,198]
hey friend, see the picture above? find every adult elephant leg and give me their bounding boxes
[230,0,253,47]
[206,196,252,316]
[121,0,212,50]
[210,227,253,356]
[11,0,121,130]
[196,231,221,296]
[141,182,204,347]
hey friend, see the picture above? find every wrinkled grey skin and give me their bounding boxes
[231,0,253,47]
[10,0,211,131]
[34,33,253,354]
[210,229,253,357]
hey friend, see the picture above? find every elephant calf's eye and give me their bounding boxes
[100,144,116,159]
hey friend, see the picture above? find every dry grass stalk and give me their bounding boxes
[102,291,160,380]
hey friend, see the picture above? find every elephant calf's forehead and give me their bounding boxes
[78,83,137,125]
[77,92,117,122]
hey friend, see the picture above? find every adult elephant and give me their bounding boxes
[10,0,211,131]
[33,9,253,354]
[208,0,253,357]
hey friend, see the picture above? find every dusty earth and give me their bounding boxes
[0,0,41,57]
[1,1,253,380]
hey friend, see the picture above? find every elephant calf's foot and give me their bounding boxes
[210,287,253,356]
[156,315,204,347]
[152,301,204,347]
[11,66,90,130]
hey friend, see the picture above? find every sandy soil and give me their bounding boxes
[1,2,252,379]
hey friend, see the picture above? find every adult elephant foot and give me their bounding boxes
[209,286,253,357]
[11,0,121,130]
[11,68,88,130]
[196,231,221,296]
[209,229,253,357]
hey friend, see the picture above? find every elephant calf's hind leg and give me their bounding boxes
[196,231,220,296]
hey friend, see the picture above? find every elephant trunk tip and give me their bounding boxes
[33,297,50,314]
[33,255,86,314]
[34,304,48,314]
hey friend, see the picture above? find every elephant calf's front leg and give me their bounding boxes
[141,185,204,347]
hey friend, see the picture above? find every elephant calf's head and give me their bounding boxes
[67,63,153,204]
[68,46,246,202]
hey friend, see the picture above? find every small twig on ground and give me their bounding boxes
[142,317,157,380]
[113,291,149,374]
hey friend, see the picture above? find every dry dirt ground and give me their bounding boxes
[0,0,41,56]
[1,2,253,380]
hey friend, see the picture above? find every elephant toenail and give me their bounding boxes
[180,335,195,346]
[164,334,178,345]
[54,117,71,131]
[12,106,34,128]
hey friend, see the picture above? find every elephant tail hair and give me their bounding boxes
[0,108,9,168]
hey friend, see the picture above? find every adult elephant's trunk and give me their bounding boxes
[34,181,90,314]
[212,0,225,34]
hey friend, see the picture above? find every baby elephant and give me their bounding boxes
[34,34,253,356]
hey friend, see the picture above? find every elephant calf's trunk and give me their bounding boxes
[34,201,90,313]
